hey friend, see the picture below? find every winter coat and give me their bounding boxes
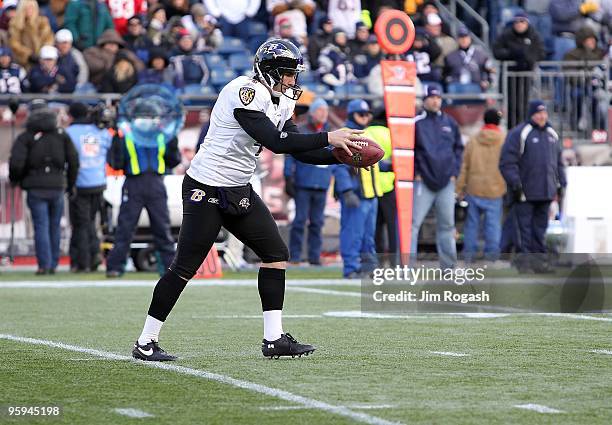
[27,58,78,93]
[8,15,54,68]
[414,109,464,192]
[563,26,607,64]
[499,120,567,201]
[64,0,115,50]
[549,0,583,35]
[99,52,139,93]
[493,25,545,71]
[83,29,144,87]
[318,43,355,87]
[444,45,493,86]
[456,125,506,199]
[283,119,332,191]
[9,109,79,191]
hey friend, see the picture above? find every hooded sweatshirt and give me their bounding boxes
[9,108,79,191]
[456,124,506,199]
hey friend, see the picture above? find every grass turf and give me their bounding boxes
[0,280,611,424]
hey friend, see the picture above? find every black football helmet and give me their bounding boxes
[253,39,305,101]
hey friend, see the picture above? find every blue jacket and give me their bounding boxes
[27,59,78,93]
[284,119,332,190]
[499,120,567,201]
[66,122,112,189]
[414,110,464,191]
[549,0,583,35]
[332,118,374,198]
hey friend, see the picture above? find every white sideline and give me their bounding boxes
[113,408,154,418]
[429,351,469,357]
[260,404,397,411]
[0,334,402,425]
[540,313,612,322]
[591,349,612,355]
[514,404,563,414]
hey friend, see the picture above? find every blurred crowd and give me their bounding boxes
[0,0,609,98]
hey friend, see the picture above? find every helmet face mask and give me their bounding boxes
[254,39,305,101]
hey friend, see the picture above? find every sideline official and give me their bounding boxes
[105,105,181,277]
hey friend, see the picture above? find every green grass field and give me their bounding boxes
[1,271,611,424]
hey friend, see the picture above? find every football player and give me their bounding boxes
[132,39,367,361]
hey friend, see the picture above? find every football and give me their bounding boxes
[332,138,385,168]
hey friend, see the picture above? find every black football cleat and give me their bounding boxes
[262,333,315,359]
[132,340,177,362]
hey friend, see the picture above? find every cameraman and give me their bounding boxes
[9,100,79,275]
[105,103,181,277]
[66,102,112,272]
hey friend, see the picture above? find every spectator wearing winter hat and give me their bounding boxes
[84,29,144,88]
[0,47,28,94]
[55,29,89,90]
[146,5,168,47]
[493,10,545,127]
[353,34,383,81]
[28,44,78,93]
[499,100,566,272]
[169,29,209,87]
[456,108,506,263]
[563,25,608,131]
[181,5,223,51]
[138,47,175,85]
[123,15,154,64]
[411,83,463,269]
[425,13,457,67]
[348,21,370,57]
[443,26,494,91]
[8,0,54,69]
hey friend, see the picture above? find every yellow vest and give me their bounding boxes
[365,125,395,194]
[359,164,383,199]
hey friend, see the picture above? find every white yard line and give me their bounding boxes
[0,279,356,289]
[590,349,612,355]
[191,314,322,319]
[287,287,362,297]
[113,408,154,418]
[514,404,564,414]
[260,404,397,411]
[0,334,402,425]
[429,351,470,357]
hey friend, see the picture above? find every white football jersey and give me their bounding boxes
[187,76,296,186]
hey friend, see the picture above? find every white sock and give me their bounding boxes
[138,315,164,345]
[263,310,283,341]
